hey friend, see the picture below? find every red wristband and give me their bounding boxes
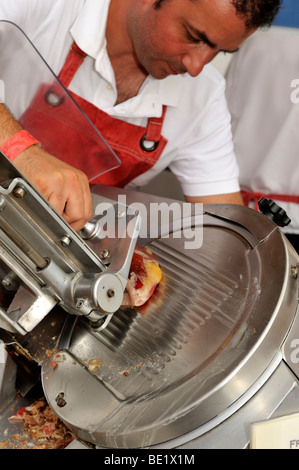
[0,130,40,161]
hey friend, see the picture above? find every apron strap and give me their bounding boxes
[141,106,167,152]
[58,42,87,88]
[145,106,167,141]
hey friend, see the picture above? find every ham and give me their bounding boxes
[123,245,162,307]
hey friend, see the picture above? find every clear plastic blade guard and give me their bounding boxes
[0,20,120,182]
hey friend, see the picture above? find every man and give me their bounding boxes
[0,0,281,231]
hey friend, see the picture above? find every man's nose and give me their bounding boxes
[182,49,216,77]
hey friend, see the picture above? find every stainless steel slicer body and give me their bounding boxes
[2,151,299,450]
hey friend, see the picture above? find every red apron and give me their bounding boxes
[19,42,168,187]
[241,190,299,210]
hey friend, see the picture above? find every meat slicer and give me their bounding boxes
[0,151,142,335]
[1,150,299,449]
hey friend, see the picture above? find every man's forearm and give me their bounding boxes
[0,103,23,143]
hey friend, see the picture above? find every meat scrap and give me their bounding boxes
[88,358,102,374]
[124,245,163,307]
[9,398,75,449]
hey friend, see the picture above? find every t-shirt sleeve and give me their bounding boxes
[169,90,240,198]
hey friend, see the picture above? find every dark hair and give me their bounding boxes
[232,0,282,29]
[153,0,282,29]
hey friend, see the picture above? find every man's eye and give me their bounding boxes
[185,29,201,43]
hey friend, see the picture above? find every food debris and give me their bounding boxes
[49,360,58,370]
[88,358,102,374]
[8,398,75,449]
[46,349,56,358]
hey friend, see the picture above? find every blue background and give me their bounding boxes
[274,0,299,28]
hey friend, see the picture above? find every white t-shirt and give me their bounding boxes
[226,30,299,233]
[0,0,240,197]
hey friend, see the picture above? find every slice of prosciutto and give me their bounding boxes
[123,245,162,307]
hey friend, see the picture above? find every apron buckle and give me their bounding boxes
[140,135,159,152]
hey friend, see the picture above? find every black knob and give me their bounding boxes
[258,197,291,227]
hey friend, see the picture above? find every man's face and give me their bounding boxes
[127,0,255,79]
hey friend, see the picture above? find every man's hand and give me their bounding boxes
[0,104,93,231]
[14,144,93,232]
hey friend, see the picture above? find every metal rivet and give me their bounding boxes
[45,88,65,107]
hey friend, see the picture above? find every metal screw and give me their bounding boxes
[76,299,85,309]
[1,272,16,289]
[117,210,126,218]
[59,235,72,247]
[100,249,110,261]
[1,278,11,288]
[13,186,26,198]
[55,392,66,408]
